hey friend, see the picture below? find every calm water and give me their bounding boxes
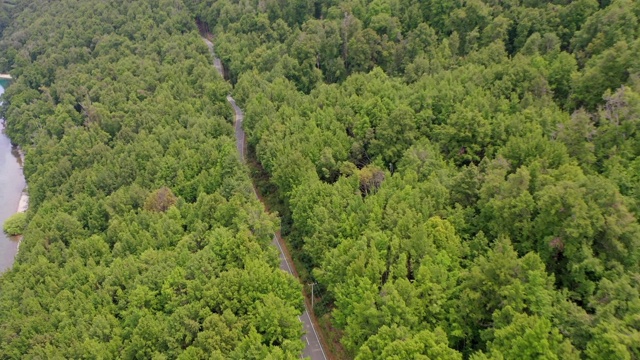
[0,82,25,272]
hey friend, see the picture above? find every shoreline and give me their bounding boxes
[12,191,27,253]
[17,189,28,213]
[1,82,26,266]
[13,150,28,253]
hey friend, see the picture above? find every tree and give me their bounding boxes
[483,310,580,360]
[3,212,27,236]
[144,186,178,212]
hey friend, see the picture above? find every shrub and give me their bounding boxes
[3,212,26,236]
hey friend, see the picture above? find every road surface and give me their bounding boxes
[203,37,328,360]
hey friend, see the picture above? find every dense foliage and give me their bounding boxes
[3,212,25,236]
[0,0,305,358]
[189,0,640,358]
[3,0,640,358]
[0,1,14,37]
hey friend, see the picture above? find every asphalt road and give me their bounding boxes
[203,37,328,360]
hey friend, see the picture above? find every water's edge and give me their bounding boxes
[0,81,28,272]
[14,169,29,252]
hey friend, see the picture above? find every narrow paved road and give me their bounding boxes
[203,38,328,360]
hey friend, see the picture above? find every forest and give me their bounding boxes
[0,0,305,358]
[1,0,639,358]
[189,0,640,358]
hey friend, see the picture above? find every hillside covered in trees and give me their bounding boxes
[1,0,640,358]
[0,0,305,358]
[188,0,640,358]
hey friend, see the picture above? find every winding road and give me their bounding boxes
[203,38,328,360]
